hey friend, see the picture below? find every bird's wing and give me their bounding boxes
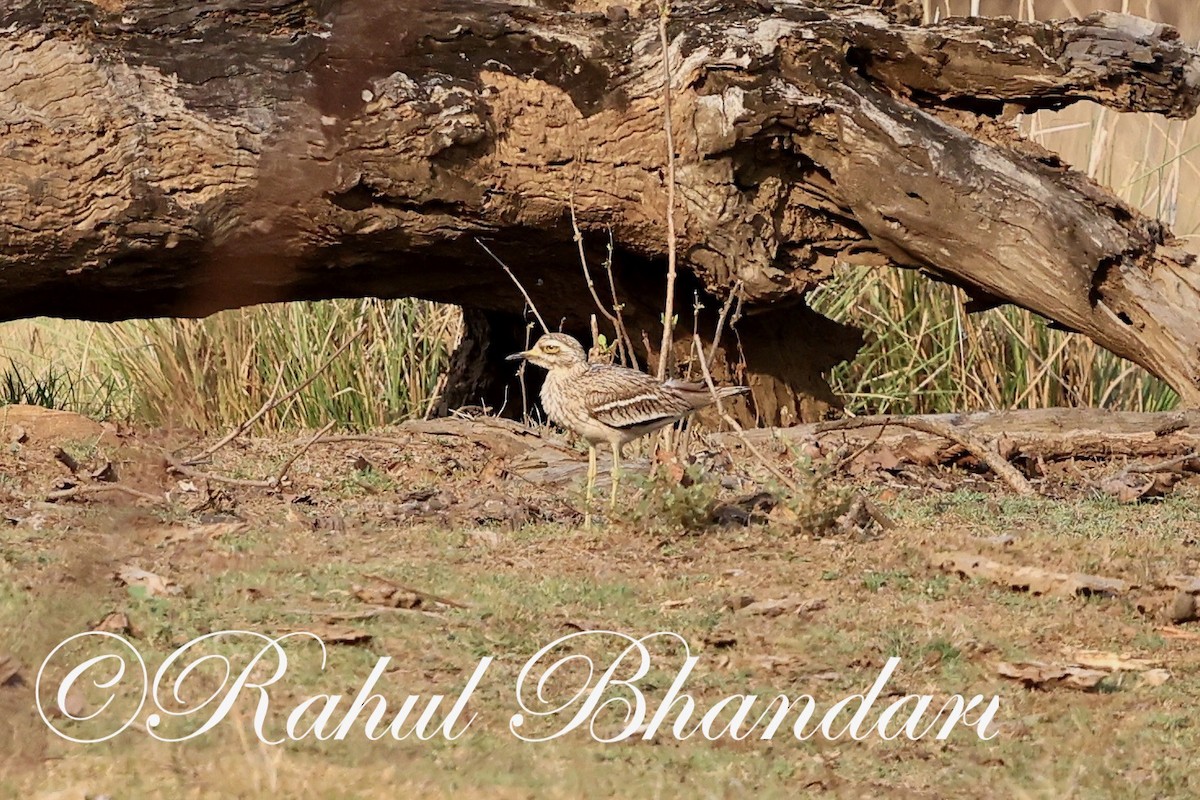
[583,366,692,430]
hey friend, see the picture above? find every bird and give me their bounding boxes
[507,332,749,515]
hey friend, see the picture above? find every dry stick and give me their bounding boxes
[46,483,167,505]
[169,463,277,489]
[474,237,548,334]
[815,416,1037,496]
[274,420,337,486]
[476,237,545,422]
[1120,450,1200,475]
[421,371,451,421]
[506,466,585,521]
[655,1,678,381]
[286,605,444,622]
[834,421,890,472]
[590,313,602,361]
[182,363,287,466]
[705,286,894,524]
[859,495,897,531]
[52,447,80,474]
[183,324,367,466]
[686,291,704,381]
[519,322,534,422]
[705,281,743,371]
[694,332,896,530]
[692,334,804,495]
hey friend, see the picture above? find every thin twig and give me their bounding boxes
[169,463,277,489]
[181,363,286,466]
[520,322,534,422]
[570,197,626,365]
[655,1,678,380]
[706,280,743,371]
[285,605,444,621]
[834,421,889,471]
[275,421,336,486]
[474,237,549,334]
[816,416,1037,496]
[603,230,638,369]
[692,334,803,494]
[1120,450,1200,475]
[182,325,366,466]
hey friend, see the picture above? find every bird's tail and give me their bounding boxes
[665,379,750,410]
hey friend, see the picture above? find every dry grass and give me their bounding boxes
[2,423,1199,799]
[0,300,462,433]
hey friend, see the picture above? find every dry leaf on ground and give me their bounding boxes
[93,611,133,635]
[1097,472,1179,503]
[278,624,372,645]
[353,574,468,610]
[1064,650,1160,672]
[997,661,1113,690]
[741,596,827,618]
[0,654,23,688]
[116,565,180,598]
[934,551,1131,597]
[999,650,1170,691]
[353,582,424,609]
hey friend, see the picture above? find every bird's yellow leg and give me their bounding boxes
[585,444,597,527]
[609,444,622,509]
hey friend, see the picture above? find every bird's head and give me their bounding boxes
[506,333,588,370]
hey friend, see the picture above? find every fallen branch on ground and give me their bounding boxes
[817,416,1037,496]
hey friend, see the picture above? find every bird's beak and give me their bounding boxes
[506,350,530,362]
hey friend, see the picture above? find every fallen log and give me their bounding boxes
[726,408,1200,463]
[2,2,1199,420]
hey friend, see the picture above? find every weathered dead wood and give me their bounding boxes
[726,408,1200,463]
[2,1,1199,418]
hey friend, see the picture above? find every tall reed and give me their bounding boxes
[0,299,461,432]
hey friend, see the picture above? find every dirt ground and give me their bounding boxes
[2,405,1199,799]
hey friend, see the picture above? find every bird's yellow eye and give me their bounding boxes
[542,344,559,353]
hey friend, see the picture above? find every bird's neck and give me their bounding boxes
[548,362,589,381]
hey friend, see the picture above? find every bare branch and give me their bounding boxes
[474,238,549,335]
[655,2,679,381]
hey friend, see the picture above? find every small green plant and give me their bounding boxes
[863,570,912,593]
[763,458,855,537]
[620,463,721,533]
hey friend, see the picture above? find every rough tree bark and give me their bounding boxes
[1,0,1199,423]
